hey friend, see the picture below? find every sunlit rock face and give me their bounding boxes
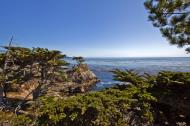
[66,64,99,93]
[37,63,99,97]
[68,64,98,84]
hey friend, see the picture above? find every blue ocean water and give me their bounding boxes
[83,57,190,90]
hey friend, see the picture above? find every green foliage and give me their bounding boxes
[112,70,190,125]
[144,0,190,52]
[151,71,190,100]
[73,56,85,64]
[113,69,145,86]
[11,115,33,126]
[9,47,33,67]
[36,81,156,125]
[112,69,154,88]
[0,53,5,68]
[30,69,190,126]
[156,71,190,87]
[32,48,68,66]
[0,46,69,101]
[7,69,190,125]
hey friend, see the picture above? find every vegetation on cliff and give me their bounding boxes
[8,70,190,126]
[0,46,69,104]
[0,46,98,124]
[0,0,190,125]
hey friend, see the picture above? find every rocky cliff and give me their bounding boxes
[6,63,99,100]
[44,64,99,98]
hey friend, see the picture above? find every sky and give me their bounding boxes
[0,0,189,57]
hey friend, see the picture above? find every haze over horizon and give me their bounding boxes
[0,0,189,57]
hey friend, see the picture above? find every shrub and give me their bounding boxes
[36,84,156,126]
[11,115,33,126]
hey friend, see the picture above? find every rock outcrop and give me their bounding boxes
[68,64,98,83]
[67,64,99,93]
[45,64,99,97]
[6,63,99,100]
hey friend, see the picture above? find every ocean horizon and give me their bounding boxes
[70,57,190,90]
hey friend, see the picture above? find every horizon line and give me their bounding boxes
[66,56,190,58]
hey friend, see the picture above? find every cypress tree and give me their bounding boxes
[144,0,190,52]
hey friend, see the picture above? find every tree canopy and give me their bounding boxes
[73,56,85,64]
[0,46,69,104]
[144,0,190,53]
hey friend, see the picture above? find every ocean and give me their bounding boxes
[83,57,190,90]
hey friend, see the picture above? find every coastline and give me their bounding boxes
[83,57,190,90]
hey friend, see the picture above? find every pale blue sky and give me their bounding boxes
[0,0,188,57]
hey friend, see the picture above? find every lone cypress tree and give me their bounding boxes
[144,0,190,53]
[73,56,85,65]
